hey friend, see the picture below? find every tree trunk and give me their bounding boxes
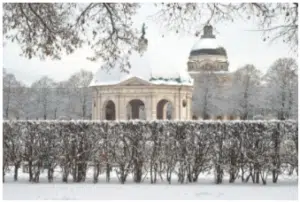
[154,163,157,183]
[261,173,267,185]
[14,162,20,181]
[3,165,5,183]
[272,123,280,183]
[106,163,110,182]
[62,168,69,183]
[28,160,33,182]
[255,171,260,184]
[215,164,223,184]
[93,163,100,183]
[48,168,54,182]
[166,166,172,184]
[150,161,153,184]
[240,153,245,182]
[187,165,193,183]
[272,170,278,183]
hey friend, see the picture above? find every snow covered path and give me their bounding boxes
[3,168,298,200]
[3,179,297,200]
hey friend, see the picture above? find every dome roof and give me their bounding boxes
[190,25,227,57]
[89,51,152,86]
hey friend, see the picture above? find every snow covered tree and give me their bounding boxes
[230,65,262,119]
[3,3,297,73]
[3,69,23,119]
[193,72,219,119]
[3,3,140,72]
[31,76,56,120]
[2,120,298,184]
[5,122,23,181]
[66,69,93,119]
[154,3,298,52]
[264,58,298,120]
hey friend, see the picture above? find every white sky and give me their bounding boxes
[3,3,296,86]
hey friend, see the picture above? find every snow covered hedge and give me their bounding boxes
[3,120,298,184]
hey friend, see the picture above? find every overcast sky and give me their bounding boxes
[3,3,296,86]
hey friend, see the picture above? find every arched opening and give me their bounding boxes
[216,115,223,120]
[127,99,146,120]
[156,99,173,120]
[104,100,116,120]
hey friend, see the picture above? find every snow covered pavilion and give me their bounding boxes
[89,51,194,121]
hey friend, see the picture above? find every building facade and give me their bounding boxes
[90,24,236,121]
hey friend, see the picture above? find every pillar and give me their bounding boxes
[97,92,102,120]
[151,93,157,120]
[119,96,126,120]
[145,95,152,121]
[115,95,120,120]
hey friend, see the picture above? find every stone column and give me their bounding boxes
[115,94,120,120]
[174,92,178,120]
[145,95,152,121]
[119,95,126,120]
[97,92,102,120]
[189,97,193,120]
[92,90,96,120]
[151,93,157,120]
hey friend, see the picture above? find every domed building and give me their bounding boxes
[90,24,235,121]
[188,24,229,77]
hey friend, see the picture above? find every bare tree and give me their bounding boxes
[3,69,23,119]
[153,3,298,52]
[3,3,297,70]
[3,3,141,72]
[31,76,56,120]
[192,71,218,119]
[67,69,93,119]
[231,64,262,120]
[264,58,298,120]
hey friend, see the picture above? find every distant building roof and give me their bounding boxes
[190,25,227,57]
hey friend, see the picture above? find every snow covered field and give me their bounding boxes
[3,169,298,200]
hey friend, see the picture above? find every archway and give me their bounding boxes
[104,100,116,120]
[127,99,146,120]
[156,99,173,120]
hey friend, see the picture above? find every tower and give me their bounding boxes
[187,24,231,120]
[187,24,229,81]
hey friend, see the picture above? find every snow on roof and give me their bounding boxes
[90,74,194,87]
[89,51,152,87]
[150,76,193,86]
[89,50,194,87]
[149,69,193,86]
[191,38,222,51]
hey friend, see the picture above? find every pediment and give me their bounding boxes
[118,76,151,86]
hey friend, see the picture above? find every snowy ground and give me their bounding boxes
[3,168,298,200]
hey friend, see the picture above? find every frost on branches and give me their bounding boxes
[2,120,298,185]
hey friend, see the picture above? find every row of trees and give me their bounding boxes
[3,69,93,120]
[3,120,298,184]
[193,57,298,120]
